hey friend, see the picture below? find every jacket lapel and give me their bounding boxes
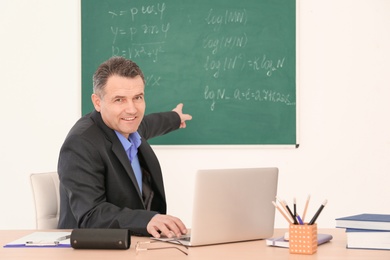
[137,139,166,201]
[111,143,143,197]
[91,111,143,201]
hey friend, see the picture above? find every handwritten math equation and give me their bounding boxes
[204,85,295,111]
[106,2,293,111]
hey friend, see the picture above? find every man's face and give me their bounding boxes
[92,75,145,139]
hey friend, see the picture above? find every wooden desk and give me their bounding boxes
[1,229,388,259]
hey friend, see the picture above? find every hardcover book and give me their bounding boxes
[346,228,390,250]
[336,214,390,231]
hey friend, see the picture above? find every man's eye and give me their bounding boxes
[114,98,123,102]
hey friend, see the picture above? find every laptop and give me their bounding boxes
[157,167,278,246]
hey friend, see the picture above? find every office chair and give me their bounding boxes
[30,172,60,229]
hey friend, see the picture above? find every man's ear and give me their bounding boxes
[91,93,101,112]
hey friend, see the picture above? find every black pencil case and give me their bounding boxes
[70,229,131,250]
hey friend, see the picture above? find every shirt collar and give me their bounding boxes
[129,131,142,149]
[115,131,141,146]
[115,131,142,162]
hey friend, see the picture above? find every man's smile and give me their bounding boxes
[122,116,136,121]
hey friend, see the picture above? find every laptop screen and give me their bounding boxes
[188,167,279,246]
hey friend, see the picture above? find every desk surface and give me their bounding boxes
[1,229,388,260]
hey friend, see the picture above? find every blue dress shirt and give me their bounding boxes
[115,131,143,193]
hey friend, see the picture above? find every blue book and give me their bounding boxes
[345,228,390,250]
[266,233,333,248]
[336,213,390,231]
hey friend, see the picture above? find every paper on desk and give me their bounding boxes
[3,231,71,248]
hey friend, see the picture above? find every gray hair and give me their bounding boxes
[92,56,145,98]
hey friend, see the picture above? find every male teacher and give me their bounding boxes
[57,56,191,238]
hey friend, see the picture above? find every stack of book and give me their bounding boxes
[335,213,390,250]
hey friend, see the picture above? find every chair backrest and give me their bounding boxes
[30,172,60,229]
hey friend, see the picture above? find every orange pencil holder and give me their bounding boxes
[289,223,317,255]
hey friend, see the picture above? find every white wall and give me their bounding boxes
[1,0,389,230]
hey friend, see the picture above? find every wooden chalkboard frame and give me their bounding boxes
[81,0,297,146]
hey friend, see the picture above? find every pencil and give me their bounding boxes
[301,194,311,222]
[309,199,328,225]
[275,196,294,223]
[293,197,297,218]
[283,200,298,224]
[272,201,293,224]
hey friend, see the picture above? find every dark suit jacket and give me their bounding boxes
[57,110,180,235]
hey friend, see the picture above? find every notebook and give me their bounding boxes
[157,167,278,246]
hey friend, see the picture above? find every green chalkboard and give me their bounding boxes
[81,0,296,145]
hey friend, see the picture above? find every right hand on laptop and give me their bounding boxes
[147,214,188,238]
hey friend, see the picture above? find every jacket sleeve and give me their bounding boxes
[138,111,181,140]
